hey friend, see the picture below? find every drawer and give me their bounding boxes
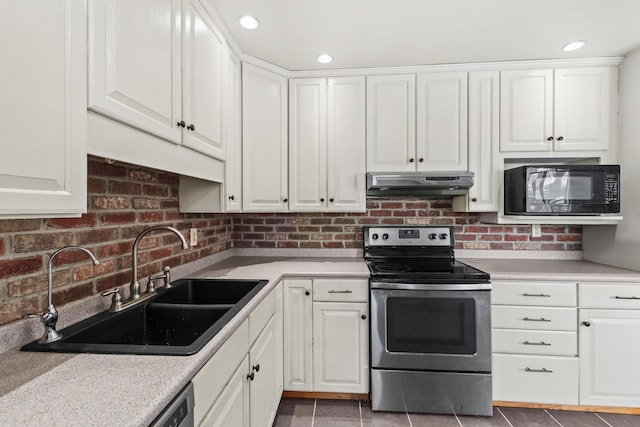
[493,353,578,405]
[579,283,640,309]
[492,329,577,356]
[492,281,576,307]
[313,279,369,302]
[492,306,576,331]
[249,288,276,345]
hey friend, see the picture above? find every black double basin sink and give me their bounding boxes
[21,279,268,356]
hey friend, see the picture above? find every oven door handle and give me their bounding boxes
[370,282,491,291]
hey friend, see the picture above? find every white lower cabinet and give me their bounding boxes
[193,284,283,427]
[284,278,369,394]
[578,283,640,407]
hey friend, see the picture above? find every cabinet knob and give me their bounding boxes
[283,198,288,203]
[247,372,255,381]
[320,198,325,202]
[187,124,195,131]
[252,364,260,372]
[471,197,478,202]
[409,158,415,163]
[177,120,186,128]
[418,158,424,163]
[329,198,334,203]
[557,136,564,141]
[305,290,310,296]
[582,321,591,327]
[228,195,235,201]
[361,314,367,320]
[546,136,553,141]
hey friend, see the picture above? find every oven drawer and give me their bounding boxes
[579,283,640,308]
[492,306,577,331]
[492,329,577,356]
[313,279,368,302]
[492,281,576,307]
[493,354,578,405]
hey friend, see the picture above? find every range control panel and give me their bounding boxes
[365,226,452,247]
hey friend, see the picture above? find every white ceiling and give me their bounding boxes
[210,0,640,71]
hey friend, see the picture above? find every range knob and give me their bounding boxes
[428,233,437,240]
[439,233,448,240]
[382,233,389,240]
[371,233,379,240]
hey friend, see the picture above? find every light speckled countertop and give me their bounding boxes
[0,255,638,426]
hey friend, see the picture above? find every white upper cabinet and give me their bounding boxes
[366,75,416,172]
[500,67,612,153]
[89,0,225,161]
[224,46,243,212]
[0,0,87,218]
[416,72,468,171]
[289,76,366,212]
[242,64,289,212]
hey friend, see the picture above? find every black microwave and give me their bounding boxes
[504,165,620,215]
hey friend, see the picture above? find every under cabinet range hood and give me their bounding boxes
[366,172,474,197]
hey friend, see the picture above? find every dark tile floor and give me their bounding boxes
[273,398,640,427]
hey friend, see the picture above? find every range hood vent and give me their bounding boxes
[366,171,474,197]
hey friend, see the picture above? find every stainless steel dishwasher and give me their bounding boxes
[151,382,195,427]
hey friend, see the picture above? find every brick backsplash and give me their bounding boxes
[0,157,582,328]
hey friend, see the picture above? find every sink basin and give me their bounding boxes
[21,278,268,355]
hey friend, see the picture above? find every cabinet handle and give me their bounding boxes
[523,317,551,322]
[471,197,478,202]
[247,372,255,381]
[329,198,334,203]
[305,290,310,296]
[557,136,564,141]
[546,136,553,141]
[252,364,260,372]
[523,341,551,346]
[177,120,186,128]
[228,195,235,201]
[283,198,288,203]
[328,290,352,294]
[361,314,367,320]
[320,198,325,202]
[418,158,424,163]
[522,293,551,298]
[582,321,591,327]
[187,123,195,131]
[525,367,553,373]
[409,158,415,163]
[614,296,640,300]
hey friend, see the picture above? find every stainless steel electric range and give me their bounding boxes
[364,225,493,416]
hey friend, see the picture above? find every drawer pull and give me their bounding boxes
[523,317,551,322]
[522,293,551,297]
[328,290,353,294]
[523,341,551,346]
[525,367,553,373]
[614,296,640,300]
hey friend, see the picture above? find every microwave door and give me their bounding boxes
[529,172,554,213]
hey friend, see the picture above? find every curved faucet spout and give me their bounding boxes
[130,226,189,300]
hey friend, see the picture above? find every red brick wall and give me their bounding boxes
[0,157,233,326]
[233,199,583,251]
[0,158,582,328]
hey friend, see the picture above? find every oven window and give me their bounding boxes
[386,297,476,354]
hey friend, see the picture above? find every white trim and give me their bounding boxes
[240,53,291,77]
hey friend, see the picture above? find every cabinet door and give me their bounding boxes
[0,0,87,217]
[200,355,250,427]
[579,309,640,406]
[224,46,242,211]
[553,68,610,152]
[416,72,468,171]
[273,282,284,401]
[88,0,182,143]
[242,64,289,212]
[327,77,366,212]
[250,316,278,427]
[181,0,224,160]
[312,302,369,393]
[466,71,499,212]
[283,279,313,391]
[366,75,416,172]
[289,78,327,211]
[500,69,553,152]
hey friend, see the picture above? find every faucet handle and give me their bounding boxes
[101,288,122,312]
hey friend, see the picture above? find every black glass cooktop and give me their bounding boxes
[366,258,490,284]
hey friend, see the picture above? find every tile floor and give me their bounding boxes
[273,398,640,427]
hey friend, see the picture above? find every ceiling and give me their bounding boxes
[210,0,640,71]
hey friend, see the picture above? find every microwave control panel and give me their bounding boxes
[605,176,619,204]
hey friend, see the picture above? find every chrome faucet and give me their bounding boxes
[30,246,100,344]
[129,226,189,300]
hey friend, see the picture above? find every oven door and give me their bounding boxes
[371,284,491,373]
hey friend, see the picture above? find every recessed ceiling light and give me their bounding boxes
[317,54,333,64]
[238,15,259,30]
[562,40,586,52]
